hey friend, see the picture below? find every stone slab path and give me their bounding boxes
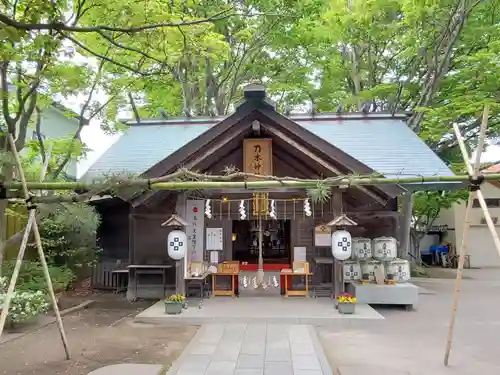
[88,364,164,375]
[166,323,333,375]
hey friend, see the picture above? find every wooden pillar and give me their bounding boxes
[175,195,187,296]
[126,210,137,302]
[332,190,344,298]
[399,193,413,259]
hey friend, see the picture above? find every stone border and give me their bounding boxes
[307,325,336,375]
[161,324,204,374]
[0,300,95,346]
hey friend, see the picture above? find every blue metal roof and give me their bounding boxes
[82,123,214,181]
[81,115,454,189]
[297,119,453,179]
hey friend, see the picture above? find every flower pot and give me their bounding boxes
[165,301,183,315]
[338,302,355,314]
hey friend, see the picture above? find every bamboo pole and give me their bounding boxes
[3,172,500,196]
[444,106,495,365]
[0,144,52,337]
[4,134,71,359]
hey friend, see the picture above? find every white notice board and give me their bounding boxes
[293,246,307,262]
[206,228,223,251]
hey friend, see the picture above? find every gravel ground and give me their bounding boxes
[0,295,198,375]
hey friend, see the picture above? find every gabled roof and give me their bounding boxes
[482,163,500,189]
[81,88,454,193]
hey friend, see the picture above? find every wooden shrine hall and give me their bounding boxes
[83,84,455,301]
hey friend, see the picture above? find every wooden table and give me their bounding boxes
[212,272,239,297]
[128,264,173,299]
[185,272,211,300]
[280,272,313,297]
[111,269,129,293]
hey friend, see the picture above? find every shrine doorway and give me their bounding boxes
[232,219,291,269]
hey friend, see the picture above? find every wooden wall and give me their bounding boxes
[95,200,130,260]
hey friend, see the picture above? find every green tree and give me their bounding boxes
[411,190,468,260]
[0,0,227,265]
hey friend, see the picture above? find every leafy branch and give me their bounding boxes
[0,9,233,33]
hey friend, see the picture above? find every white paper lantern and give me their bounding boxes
[352,237,372,260]
[331,230,352,260]
[385,259,411,282]
[372,237,397,261]
[167,230,187,261]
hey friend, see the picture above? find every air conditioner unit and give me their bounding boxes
[480,217,498,225]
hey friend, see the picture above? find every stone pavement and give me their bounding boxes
[166,323,333,375]
[89,364,163,375]
[318,269,500,375]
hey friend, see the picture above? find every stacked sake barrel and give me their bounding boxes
[344,237,411,283]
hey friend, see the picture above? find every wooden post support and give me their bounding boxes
[0,135,70,359]
[399,193,413,259]
[444,105,496,365]
[0,142,52,337]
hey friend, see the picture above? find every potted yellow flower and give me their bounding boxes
[165,294,185,315]
[336,293,356,314]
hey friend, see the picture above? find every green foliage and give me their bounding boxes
[35,203,102,274]
[1,261,75,293]
[0,276,49,325]
[412,190,468,234]
[307,184,331,204]
[2,1,500,276]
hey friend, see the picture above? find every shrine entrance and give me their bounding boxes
[232,219,291,268]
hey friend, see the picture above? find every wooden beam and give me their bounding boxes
[131,213,176,219]
[348,211,399,218]
[132,129,248,207]
[273,145,320,179]
[264,125,387,205]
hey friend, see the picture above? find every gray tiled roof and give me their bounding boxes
[81,115,453,187]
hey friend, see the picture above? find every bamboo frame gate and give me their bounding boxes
[0,106,497,365]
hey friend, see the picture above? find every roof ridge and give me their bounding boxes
[122,112,411,126]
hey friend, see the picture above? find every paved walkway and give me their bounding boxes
[167,323,333,375]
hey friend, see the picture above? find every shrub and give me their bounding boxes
[0,277,49,325]
[36,203,102,276]
[1,261,75,293]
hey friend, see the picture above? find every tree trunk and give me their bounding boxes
[0,158,14,276]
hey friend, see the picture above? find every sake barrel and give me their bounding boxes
[372,237,397,261]
[385,259,411,282]
[167,230,187,261]
[360,260,379,282]
[343,261,361,282]
[352,237,372,260]
[331,230,352,261]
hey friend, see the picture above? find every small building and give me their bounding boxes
[82,85,454,299]
[33,102,88,179]
[4,102,88,246]
[433,163,500,268]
